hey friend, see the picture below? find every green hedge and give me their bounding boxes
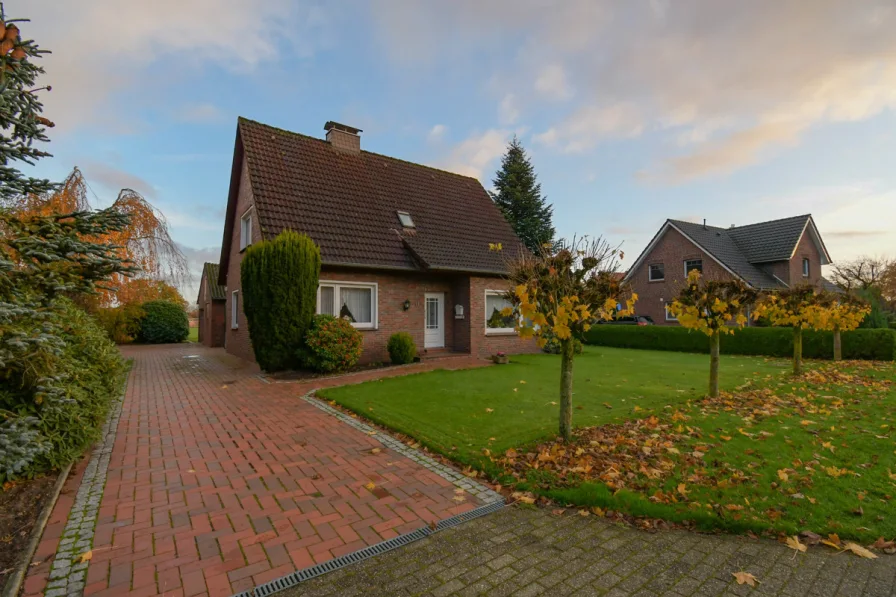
[583,326,896,361]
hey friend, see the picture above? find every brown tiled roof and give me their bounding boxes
[200,262,226,301]
[219,117,524,282]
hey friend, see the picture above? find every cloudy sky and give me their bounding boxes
[18,0,896,300]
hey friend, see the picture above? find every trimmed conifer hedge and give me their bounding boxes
[241,230,321,371]
[583,325,896,361]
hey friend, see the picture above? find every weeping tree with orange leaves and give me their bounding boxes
[10,167,188,306]
[503,237,636,442]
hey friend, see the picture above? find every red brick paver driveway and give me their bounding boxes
[85,344,482,597]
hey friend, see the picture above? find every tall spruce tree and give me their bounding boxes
[490,136,555,253]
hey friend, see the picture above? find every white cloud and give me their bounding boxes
[499,93,520,125]
[20,0,332,131]
[81,160,158,198]
[436,129,510,179]
[534,103,644,152]
[370,1,896,181]
[427,124,448,142]
[534,64,572,101]
[177,103,227,123]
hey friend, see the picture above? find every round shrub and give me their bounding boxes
[137,300,189,344]
[304,315,363,373]
[387,332,417,364]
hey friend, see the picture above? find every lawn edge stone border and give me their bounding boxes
[43,390,125,597]
[301,392,503,505]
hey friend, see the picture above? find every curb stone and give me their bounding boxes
[42,390,126,597]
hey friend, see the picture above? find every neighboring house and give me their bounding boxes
[217,118,536,364]
[623,215,836,325]
[196,262,226,347]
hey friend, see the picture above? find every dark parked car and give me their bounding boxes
[597,315,655,326]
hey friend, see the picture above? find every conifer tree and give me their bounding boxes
[490,136,555,253]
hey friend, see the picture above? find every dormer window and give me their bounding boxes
[397,211,415,228]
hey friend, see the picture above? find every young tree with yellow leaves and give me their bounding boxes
[503,237,636,442]
[815,291,870,361]
[753,284,826,375]
[668,270,758,398]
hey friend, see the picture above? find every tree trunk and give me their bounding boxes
[709,330,720,398]
[833,327,842,361]
[793,326,803,376]
[559,338,575,442]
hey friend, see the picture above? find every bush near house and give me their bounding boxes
[387,332,417,364]
[136,300,189,344]
[94,303,146,343]
[241,231,321,372]
[304,315,363,373]
[584,325,896,361]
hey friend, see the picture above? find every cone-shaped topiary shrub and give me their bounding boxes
[241,230,321,371]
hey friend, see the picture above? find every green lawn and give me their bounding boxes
[187,327,198,342]
[320,347,896,541]
[319,347,784,459]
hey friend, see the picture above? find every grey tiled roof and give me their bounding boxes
[668,220,786,289]
[726,214,811,263]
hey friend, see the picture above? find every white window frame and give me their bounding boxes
[684,259,703,276]
[648,263,665,282]
[397,211,415,228]
[802,258,810,277]
[239,208,253,251]
[317,281,378,330]
[484,289,517,335]
[231,290,239,329]
[664,304,678,322]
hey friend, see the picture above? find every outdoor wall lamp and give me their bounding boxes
[402,299,411,311]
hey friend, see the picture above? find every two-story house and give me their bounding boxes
[623,215,837,325]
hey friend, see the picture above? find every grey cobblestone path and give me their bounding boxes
[278,506,896,597]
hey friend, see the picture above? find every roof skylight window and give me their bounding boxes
[397,211,415,228]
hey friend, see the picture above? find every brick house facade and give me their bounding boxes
[219,119,537,366]
[196,262,226,348]
[624,215,833,325]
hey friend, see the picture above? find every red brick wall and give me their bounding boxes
[319,268,457,363]
[224,156,263,362]
[762,260,790,286]
[468,276,538,358]
[789,231,822,286]
[627,226,732,325]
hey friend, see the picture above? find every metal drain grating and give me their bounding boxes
[231,501,504,597]
[436,499,505,531]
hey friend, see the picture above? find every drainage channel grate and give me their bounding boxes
[231,501,504,597]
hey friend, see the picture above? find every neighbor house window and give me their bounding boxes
[664,304,678,322]
[684,259,703,275]
[802,258,810,277]
[648,263,665,281]
[231,290,239,329]
[485,290,516,334]
[240,209,253,251]
[317,282,377,329]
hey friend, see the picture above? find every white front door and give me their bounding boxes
[424,292,445,348]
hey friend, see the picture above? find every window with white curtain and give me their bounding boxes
[318,282,377,329]
[485,290,516,334]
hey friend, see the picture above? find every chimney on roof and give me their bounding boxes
[324,121,362,153]
[703,218,707,230]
